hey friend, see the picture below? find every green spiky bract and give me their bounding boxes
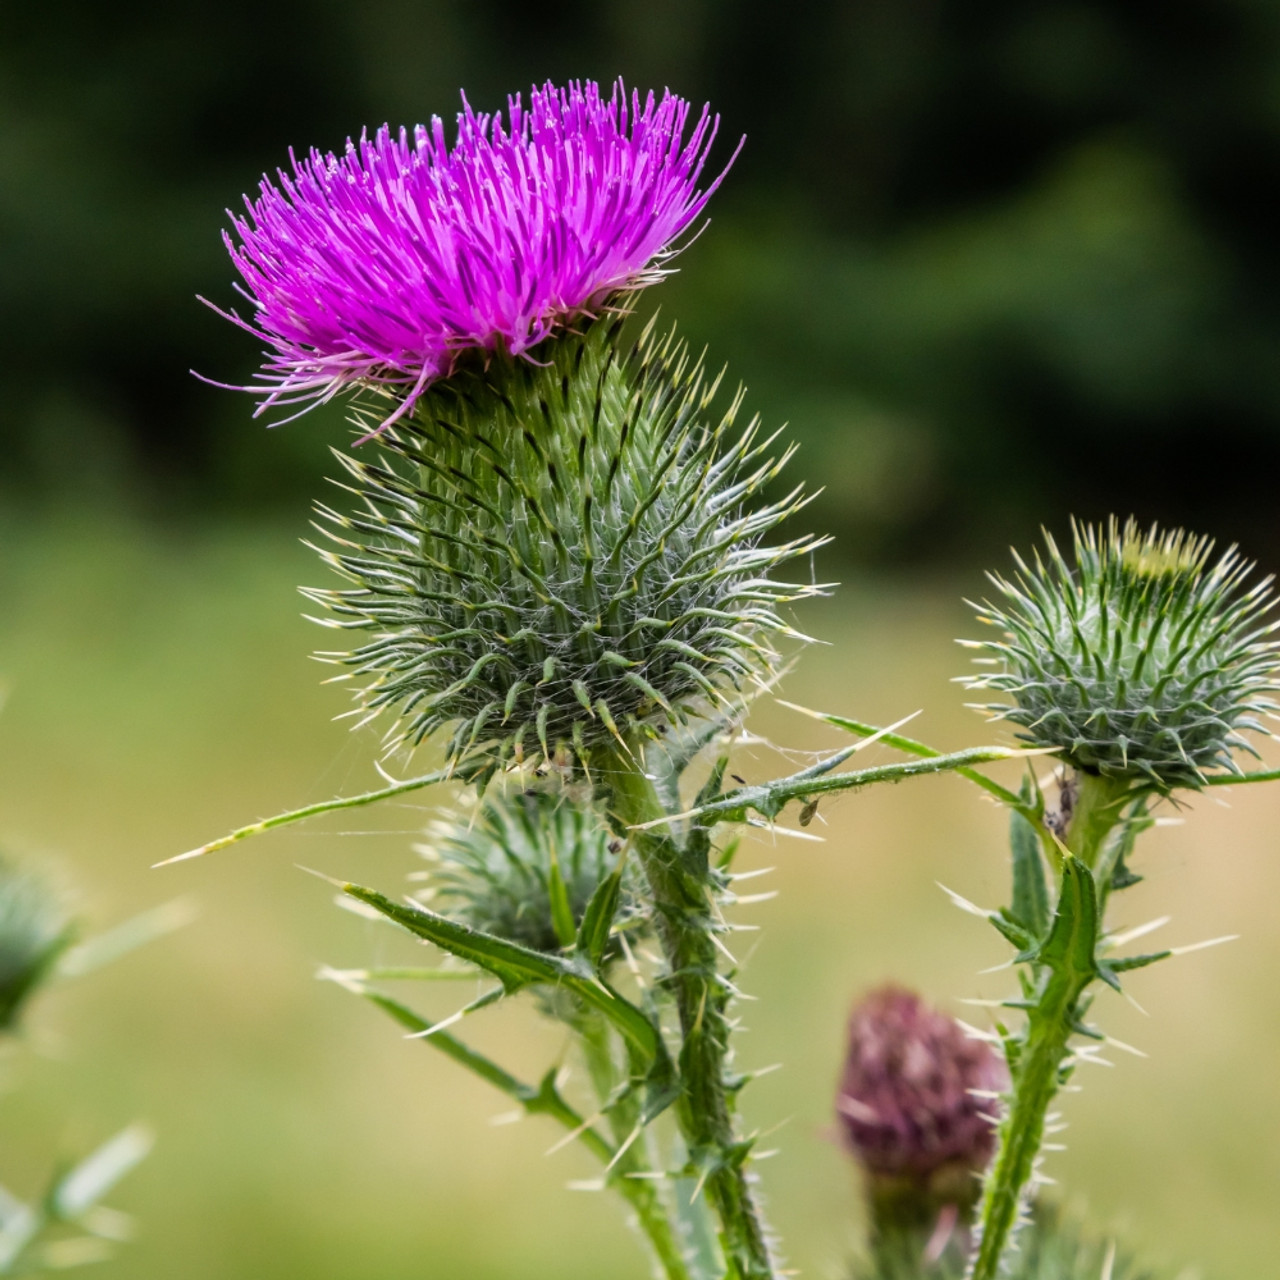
[420,786,641,958]
[0,854,73,1032]
[963,517,1280,790]
[308,314,824,771]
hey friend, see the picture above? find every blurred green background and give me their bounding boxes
[3,2,1280,1277]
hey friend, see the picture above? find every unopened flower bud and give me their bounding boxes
[416,787,642,958]
[962,517,1280,790]
[837,985,1006,1197]
[309,319,821,768]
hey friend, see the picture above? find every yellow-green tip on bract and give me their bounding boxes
[307,314,824,771]
[961,517,1280,790]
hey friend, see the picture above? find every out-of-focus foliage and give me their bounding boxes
[5,1,1280,560]
[0,1125,154,1275]
[0,856,71,1031]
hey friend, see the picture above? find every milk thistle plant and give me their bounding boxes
[185,79,1280,1280]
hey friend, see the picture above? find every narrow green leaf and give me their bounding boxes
[1104,950,1172,974]
[714,834,741,872]
[341,883,664,1065]
[575,862,624,970]
[1009,810,1050,939]
[693,754,729,810]
[991,909,1034,952]
[1205,767,1280,787]
[156,764,465,866]
[321,965,484,981]
[360,990,616,1165]
[546,853,578,950]
[775,700,1038,814]
[342,883,559,993]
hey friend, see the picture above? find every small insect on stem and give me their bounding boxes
[1043,770,1077,839]
[799,798,819,827]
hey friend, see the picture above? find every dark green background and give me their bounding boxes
[6,0,1280,562]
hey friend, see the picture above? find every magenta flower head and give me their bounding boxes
[209,79,739,428]
[836,986,1007,1198]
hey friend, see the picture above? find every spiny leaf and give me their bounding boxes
[1033,856,1099,987]
[575,861,625,971]
[776,700,1037,815]
[1009,807,1050,940]
[546,852,577,949]
[359,988,616,1165]
[340,882,664,1065]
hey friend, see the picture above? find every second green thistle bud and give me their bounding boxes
[961,518,1280,791]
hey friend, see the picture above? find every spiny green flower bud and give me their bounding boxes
[307,314,822,769]
[0,854,73,1032]
[416,787,642,957]
[961,518,1280,790]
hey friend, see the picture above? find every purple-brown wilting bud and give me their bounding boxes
[837,986,1007,1205]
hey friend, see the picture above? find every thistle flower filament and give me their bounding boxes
[212,80,737,426]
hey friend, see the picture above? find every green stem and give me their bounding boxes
[1205,766,1280,786]
[663,746,1028,828]
[968,986,1080,1280]
[778,704,1037,816]
[1062,772,1132,871]
[156,766,458,865]
[606,752,775,1280]
[577,1011,695,1280]
[970,779,1122,1280]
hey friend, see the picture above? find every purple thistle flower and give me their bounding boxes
[207,80,739,429]
[836,986,1007,1188]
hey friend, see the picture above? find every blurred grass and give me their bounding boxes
[1,510,1278,1278]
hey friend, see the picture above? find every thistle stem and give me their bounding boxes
[1062,772,1132,871]
[967,988,1078,1280]
[606,752,776,1280]
[969,775,1123,1280]
[577,1011,695,1280]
